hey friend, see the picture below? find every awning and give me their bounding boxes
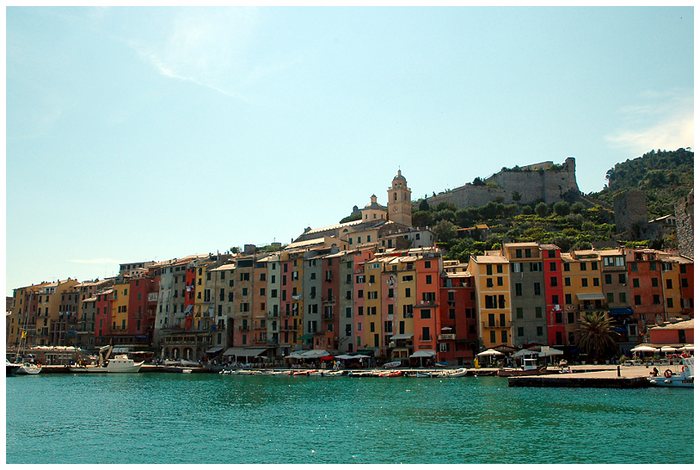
[300,349,331,359]
[206,346,224,354]
[390,334,413,340]
[335,354,370,360]
[576,293,606,301]
[609,307,634,316]
[410,350,436,358]
[184,304,193,314]
[223,348,267,358]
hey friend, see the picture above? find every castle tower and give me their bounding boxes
[387,169,412,227]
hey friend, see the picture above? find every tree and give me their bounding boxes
[576,311,619,361]
[433,220,458,243]
[434,208,456,223]
[535,202,549,217]
[418,199,430,211]
[553,201,570,216]
[571,202,586,214]
[413,210,433,227]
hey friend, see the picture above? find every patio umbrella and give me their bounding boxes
[630,345,659,353]
[476,349,505,357]
[661,346,678,353]
[680,344,694,351]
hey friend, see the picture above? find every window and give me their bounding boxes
[516,307,523,319]
[619,292,626,303]
[653,295,660,305]
[515,283,522,296]
[564,263,570,272]
[536,326,543,336]
[487,278,494,288]
[552,294,559,305]
[581,278,588,287]
[420,309,431,319]
[565,277,571,287]
[405,288,411,297]
[634,295,641,305]
[651,278,658,288]
[666,279,673,289]
[534,283,541,295]
[497,277,503,286]
[667,298,674,308]
[549,262,557,271]
[630,262,638,272]
[535,307,542,318]
[422,327,430,341]
[517,327,524,337]
[591,261,598,270]
[593,278,599,287]
[607,293,614,303]
[604,274,612,285]
[550,277,558,287]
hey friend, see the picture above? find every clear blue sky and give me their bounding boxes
[5,6,694,296]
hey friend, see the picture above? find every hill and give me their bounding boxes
[591,148,694,219]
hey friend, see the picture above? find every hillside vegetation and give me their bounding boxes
[592,148,693,219]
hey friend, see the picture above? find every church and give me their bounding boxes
[293,170,434,251]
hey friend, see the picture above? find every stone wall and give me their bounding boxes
[675,189,694,259]
[613,190,648,236]
[425,157,579,209]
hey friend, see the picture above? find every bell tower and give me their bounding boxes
[387,169,412,227]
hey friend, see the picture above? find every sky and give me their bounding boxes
[4,5,695,296]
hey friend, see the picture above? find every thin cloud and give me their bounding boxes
[606,92,693,155]
[129,8,261,101]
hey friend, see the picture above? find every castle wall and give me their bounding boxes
[676,190,694,259]
[425,157,579,209]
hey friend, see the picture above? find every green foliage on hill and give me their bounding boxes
[592,148,694,219]
[339,212,362,224]
[415,198,617,262]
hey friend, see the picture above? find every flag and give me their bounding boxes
[21,330,27,339]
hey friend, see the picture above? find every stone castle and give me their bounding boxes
[424,157,580,208]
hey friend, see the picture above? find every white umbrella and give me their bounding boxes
[630,345,659,353]
[661,346,678,353]
[477,349,504,357]
[513,349,540,358]
[680,344,694,351]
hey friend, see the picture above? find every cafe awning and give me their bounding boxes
[410,350,436,358]
[205,346,224,354]
[223,348,267,358]
[390,334,413,340]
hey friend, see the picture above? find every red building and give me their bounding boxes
[438,265,477,365]
[94,288,114,344]
[127,274,159,344]
[315,249,341,351]
[541,244,566,347]
[627,249,668,335]
[413,250,441,358]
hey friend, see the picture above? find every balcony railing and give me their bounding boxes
[482,321,512,329]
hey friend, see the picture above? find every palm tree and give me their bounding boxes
[576,311,619,361]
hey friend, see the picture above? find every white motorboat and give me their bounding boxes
[649,357,694,388]
[71,354,143,373]
[383,361,402,369]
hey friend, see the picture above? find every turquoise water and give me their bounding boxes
[6,373,694,464]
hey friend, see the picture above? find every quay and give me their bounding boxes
[508,365,658,388]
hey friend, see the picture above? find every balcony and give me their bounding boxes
[414,300,438,308]
[438,333,456,340]
[238,325,249,331]
[267,311,279,319]
[322,297,336,305]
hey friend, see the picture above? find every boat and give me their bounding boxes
[383,361,402,369]
[70,354,143,373]
[440,368,469,378]
[164,359,200,367]
[16,362,42,375]
[496,358,549,377]
[6,360,21,376]
[378,370,403,378]
[649,357,694,388]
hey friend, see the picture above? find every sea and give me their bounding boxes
[5,373,694,464]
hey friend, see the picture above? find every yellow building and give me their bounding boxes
[560,250,604,343]
[468,252,512,349]
[357,256,384,351]
[658,253,685,317]
[112,280,130,333]
[33,279,80,346]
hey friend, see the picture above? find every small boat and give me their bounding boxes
[440,368,469,378]
[182,369,193,374]
[383,361,402,369]
[649,357,694,388]
[16,362,42,375]
[378,370,403,378]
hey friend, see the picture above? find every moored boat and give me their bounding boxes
[6,360,21,376]
[70,354,143,373]
[16,362,42,375]
[649,357,694,388]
